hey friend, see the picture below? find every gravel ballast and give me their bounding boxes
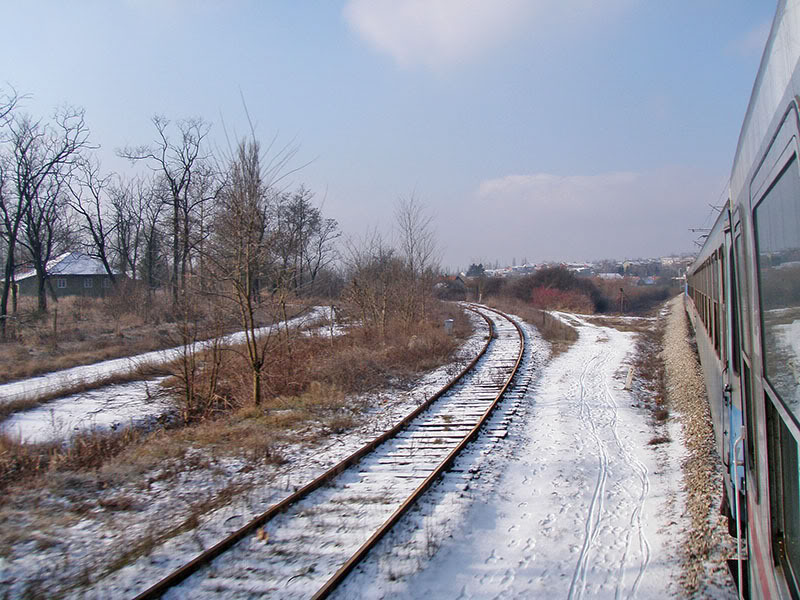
[662,295,736,597]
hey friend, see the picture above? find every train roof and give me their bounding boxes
[692,0,799,275]
[730,0,800,205]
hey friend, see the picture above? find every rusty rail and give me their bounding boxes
[132,306,501,600]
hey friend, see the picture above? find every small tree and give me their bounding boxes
[208,138,285,406]
[395,195,438,328]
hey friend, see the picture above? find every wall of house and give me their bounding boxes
[17,275,114,299]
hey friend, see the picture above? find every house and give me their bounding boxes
[14,252,120,299]
[434,275,467,300]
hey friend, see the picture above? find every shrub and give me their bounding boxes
[529,286,594,313]
[512,267,606,312]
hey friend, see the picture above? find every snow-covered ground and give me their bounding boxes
[0,307,329,405]
[0,304,736,598]
[338,312,690,599]
[0,311,488,600]
[0,307,330,443]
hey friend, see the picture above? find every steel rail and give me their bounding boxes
[311,304,524,599]
[132,306,497,600]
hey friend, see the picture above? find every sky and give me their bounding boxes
[0,1,777,270]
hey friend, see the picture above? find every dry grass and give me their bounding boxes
[0,298,472,496]
[648,435,672,446]
[0,291,310,385]
[582,315,655,333]
[486,297,578,356]
[0,427,145,493]
[630,310,670,426]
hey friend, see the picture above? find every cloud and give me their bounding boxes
[477,172,639,211]
[444,168,722,263]
[343,0,633,69]
[343,0,535,68]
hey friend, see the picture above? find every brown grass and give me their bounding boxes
[648,435,671,445]
[0,427,145,493]
[0,291,311,385]
[582,315,655,333]
[0,298,472,496]
[631,311,670,425]
[486,297,578,356]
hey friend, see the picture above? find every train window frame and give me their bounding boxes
[753,146,800,430]
[730,241,741,375]
[767,397,800,594]
[734,227,753,359]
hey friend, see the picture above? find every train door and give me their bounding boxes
[749,104,800,596]
[733,218,758,504]
[723,218,746,518]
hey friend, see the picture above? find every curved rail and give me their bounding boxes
[312,305,524,598]
[132,305,523,600]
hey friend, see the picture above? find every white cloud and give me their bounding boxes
[477,172,639,210]
[343,0,535,68]
[343,0,633,69]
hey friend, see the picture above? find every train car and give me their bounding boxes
[686,0,800,597]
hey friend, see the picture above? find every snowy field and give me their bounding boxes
[0,306,329,406]
[0,307,330,443]
[0,303,736,598]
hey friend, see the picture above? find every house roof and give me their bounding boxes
[15,252,117,281]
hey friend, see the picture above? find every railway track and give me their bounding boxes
[132,304,524,600]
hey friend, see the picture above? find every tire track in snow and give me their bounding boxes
[569,324,652,600]
[568,352,609,600]
[603,369,651,600]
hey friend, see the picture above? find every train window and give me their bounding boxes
[780,417,800,583]
[754,154,800,420]
[766,400,800,591]
[735,233,752,357]
[744,362,759,498]
[730,244,740,375]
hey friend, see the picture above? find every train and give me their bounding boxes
[685,0,800,597]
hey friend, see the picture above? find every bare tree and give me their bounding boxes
[0,107,89,329]
[274,186,340,295]
[344,230,403,340]
[395,195,439,326]
[0,87,21,135]
[67,157,118,283]
[209,138,274,405]
[109,174,148,281]
[120,116,210,305]
[305,215,340,292]
[18,170,70,312]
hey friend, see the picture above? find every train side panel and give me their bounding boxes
[690,1,800,597]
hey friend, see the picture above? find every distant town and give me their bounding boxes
[458,254,694,284]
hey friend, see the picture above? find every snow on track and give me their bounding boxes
[136,306,522,600]
[345,313,682,599]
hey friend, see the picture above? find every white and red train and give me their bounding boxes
[686,1,800,597]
